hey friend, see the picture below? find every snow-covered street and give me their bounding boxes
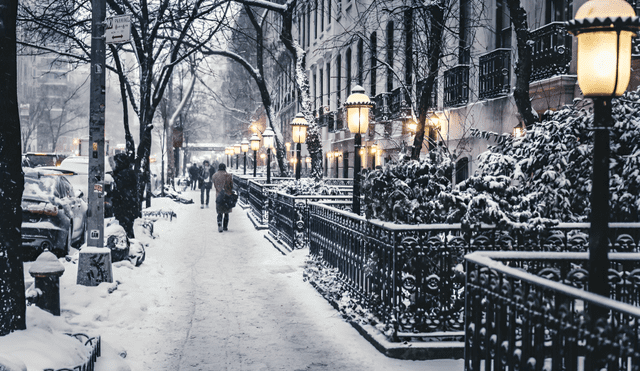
[8,189,463,370]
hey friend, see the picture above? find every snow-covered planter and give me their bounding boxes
[274,178,344,196]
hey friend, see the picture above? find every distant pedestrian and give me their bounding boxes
[188,163,199,190]
[111,153,138,238]
[212,163,234,232]
[199,160,214,208]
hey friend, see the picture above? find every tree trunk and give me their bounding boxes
[411,1,445,160]
[507,0,537,129]
[0,0,27,335]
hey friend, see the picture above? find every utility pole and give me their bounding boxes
[78,0,113,286]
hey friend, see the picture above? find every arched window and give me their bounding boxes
[404,9,413,85]
[336,54,342,106]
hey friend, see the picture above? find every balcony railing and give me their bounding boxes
[479,48,511,100]
[444,65,469,107]
[388,86,411,118]
[465,251,640,371]
[373,93,390,121]
[530,22,572,82]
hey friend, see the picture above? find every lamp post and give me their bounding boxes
[291,113,309,180]
[567,0,640,361]
[250,133,260,177]
[262,127,275,184]
[345,86,374,215]
[234,143,241,170]
[241,138,249,175]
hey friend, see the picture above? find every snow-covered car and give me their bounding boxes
[22,168,88,260]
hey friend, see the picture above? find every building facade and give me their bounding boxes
[260,0,640,181]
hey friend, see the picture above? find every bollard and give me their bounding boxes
[29,251,65,316]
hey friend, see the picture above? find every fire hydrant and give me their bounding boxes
[29,251,65,316]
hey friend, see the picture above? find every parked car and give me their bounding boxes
[50,155,115,217]
[23,152,68,167]
[22,168,88,260]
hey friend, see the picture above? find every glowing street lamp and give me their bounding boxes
[241,138,249,175]
[250,133,260,177]
[344,86,374,215]
[291,113,309,180]
[370,142,378,168]
[262,127,275,183]
[233,143,242,170]
[566,0,640,354]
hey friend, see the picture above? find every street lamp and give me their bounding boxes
[241,138,249,175]
[370,142,378,168]
[233,143,241,170]
[345,85,374,215]
[262,127,275,183]
[291,113,309,180]
[250,133,260,177]
[566,0,640,344]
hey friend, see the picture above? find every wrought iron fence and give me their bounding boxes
[44,333,101,371]
[479,48,511,100]
[307,201,640,341]
[530,22,572,82]
[233,176,250,208]
[444,65,470,107]
[389,86,411,118]
[268,191,352,251]
[465,251,640,371]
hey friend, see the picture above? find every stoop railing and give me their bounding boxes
[307,201,640,343]
[44,333,101,371]
[465,251,640,371]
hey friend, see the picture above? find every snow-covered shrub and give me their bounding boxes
[361,148,454,224]
[275,178,342,196]
[361,90,640,228]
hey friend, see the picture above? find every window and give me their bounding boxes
[459,0,470,64]
[546,0,573,23]
[327,0,331,24]
[404,9,413,85]
[370,32,377,97]
[314,0,318,39]
[313,72,317,110]
[321,0,324,32]
[456,157,469,184]
[319,68,324,107]
[307,8,311,46]
[326,62,331,109]
[386,21,394,92]
[496,0,511,48]
[302,11,306,49]
[357,39,364,86]
[337,54,342,106]
[346,48,352,97]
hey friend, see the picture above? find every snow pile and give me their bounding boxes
[362,91,640,229]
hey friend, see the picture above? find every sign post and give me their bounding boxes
[78,0,112,286]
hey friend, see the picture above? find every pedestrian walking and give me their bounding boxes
[189,163,199,190]
[212,163,234,232]
[111,153,138,238]
[199,160,214,208]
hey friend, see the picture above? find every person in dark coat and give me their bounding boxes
[212,163,234,232]
[199,160,215,208]
[188,163,199,190]
[111,153,138,238]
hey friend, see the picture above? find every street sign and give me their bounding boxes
[105,15,131,44]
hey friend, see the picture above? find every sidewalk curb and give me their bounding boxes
[307,281,465,360]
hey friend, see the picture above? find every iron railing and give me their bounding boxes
[479,48,511,100]
[416,78,437,111]
[444,65,470,107]
[268,190,352,251]
[388,86,411,118]
[465,251,640,371]
[530,22,572,82]
[44,333,101,371]
[307,201,640,341]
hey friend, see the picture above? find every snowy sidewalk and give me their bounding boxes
[16,190,463,370]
